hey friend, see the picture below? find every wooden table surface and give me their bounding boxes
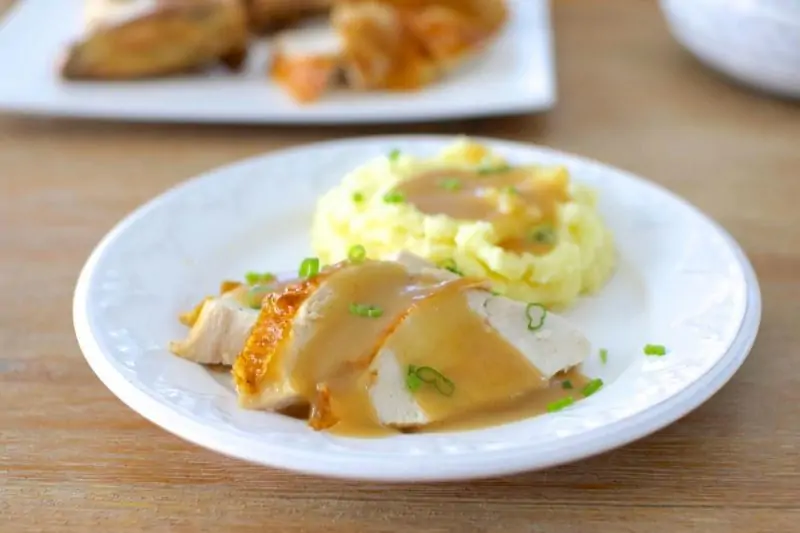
[2,1,799,531]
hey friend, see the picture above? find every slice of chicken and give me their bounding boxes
[269,18,344,103]
[62,0,249,80]
[169,290,259,366]
[233,252,590,433]
[233,255,440,411]
[233,273,345,410]
[368,289,591,428]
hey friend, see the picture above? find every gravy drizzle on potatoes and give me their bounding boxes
[311,138,616,309]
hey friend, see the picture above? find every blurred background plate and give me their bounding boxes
[0,0,556,124]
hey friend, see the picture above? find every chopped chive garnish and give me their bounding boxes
[561,380,573,390]
[503,186,520,196]
[434,377,455,396]
[439,258,463,276]
[582,378,603,397]
[439,178,462,191]
[352,192,364,203]
[405,367,423,392]
[349,303,383,318]
[547,396,574,413]
[348,244,367,263]
[477,163,511,175]
[298,257,320,279]
[528,224,557,245]
[388,149,401,161]
[405,365,455,396]
[644,344,667,356]
[382,190,405,203]
[244,271,275,285]
[599,348,608,364]
[414,366,442,383]
[525,303,547,331]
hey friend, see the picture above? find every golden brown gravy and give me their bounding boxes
[420,367,590,433]
[273,259,590,437]
[287,260,474,435]
[381,289,548,424]
[394,167,570,255]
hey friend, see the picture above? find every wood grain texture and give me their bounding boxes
[1,0,799,531]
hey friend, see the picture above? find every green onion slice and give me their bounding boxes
[599,348,608,364]
[439,258,463,276]
[561,380,573,390]
[582,378,604,397]
[477,163,511,175]
[298,257,320,279]
[644,344,667,356]
[547,396,574,413]
[388,149,401,161]
[352,192,364,203]
[525,303,547,331]
[503,186,520,196]
[405,369,423,392]
[439,178,462,191]
[528,224,557,245]
[406,365,455,397]
[244,271,275,285]
[348,244,367,263]
[383,190,405,204]
[349,303,383,318]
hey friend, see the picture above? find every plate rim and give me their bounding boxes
[0,0,556,125]
[72,135,762,481]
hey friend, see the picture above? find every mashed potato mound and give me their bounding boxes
[310,139,616,309]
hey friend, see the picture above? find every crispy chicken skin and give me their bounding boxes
[233,271,327,409]
[61,0,249,80]
[333,1,439,91]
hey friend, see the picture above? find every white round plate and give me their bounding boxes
[73,136,761,482]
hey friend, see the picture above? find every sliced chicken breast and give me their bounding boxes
[233,252,591,433]
[235,278,337,410]
[170,291,259,366]
[233,252,451,410]
[269,18,344,102]
[368,289,590,428]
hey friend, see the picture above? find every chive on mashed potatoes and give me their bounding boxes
[310,139,616,309]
